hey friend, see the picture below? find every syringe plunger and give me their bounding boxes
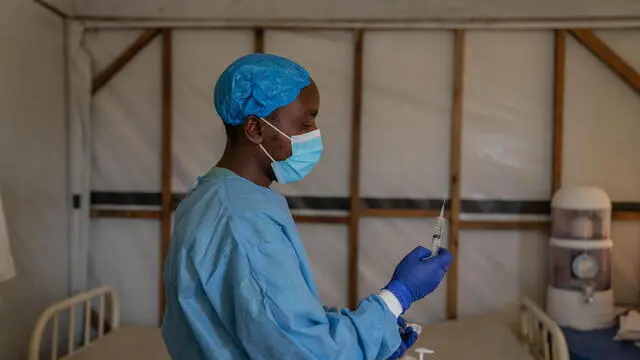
[431,196,447,255]
[431,218,444,254]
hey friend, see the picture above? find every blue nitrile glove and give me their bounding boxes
[384,246,453,312]
[388,317,419,360]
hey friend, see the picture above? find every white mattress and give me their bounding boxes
[62,325,170,360]
[60,313,531,360]
[405,311,533,360]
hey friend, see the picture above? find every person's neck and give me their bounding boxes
[216,145,272,188]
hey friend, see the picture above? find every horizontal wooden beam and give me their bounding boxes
[90,208,161,219]
[459,212,640,230]
[613,211,640,221]
[293,215,350,224]
[90,207,640,225]
[568,29,640,96]
[92,28,162,95]
[90,207,350,224]
[361,208,445,218]
[460,220,549,231]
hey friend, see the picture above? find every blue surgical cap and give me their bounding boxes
[214,53,311,126]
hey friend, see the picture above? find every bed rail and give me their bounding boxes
[519,297,570,360]
[28,286,121,360]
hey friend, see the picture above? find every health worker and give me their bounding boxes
[161,53,453,360]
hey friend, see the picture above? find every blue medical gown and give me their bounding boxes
[161,168,401,360]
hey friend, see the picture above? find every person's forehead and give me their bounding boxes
[276,87,318,121]
[298,79,319,103]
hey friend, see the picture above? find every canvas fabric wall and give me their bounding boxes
[0,1,68,359]
[70,27,640,326]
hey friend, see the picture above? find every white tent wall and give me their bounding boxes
[267,30,354,198]
[71,0,640,21]
[359,218,449,324]
[563,30,640,305]
[462,31,553,200]
[172,30,254,192]
[85,29,164,324]
[79,27,640,326]
[0,1,68,359]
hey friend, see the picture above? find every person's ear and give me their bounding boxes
[244,116,263,144]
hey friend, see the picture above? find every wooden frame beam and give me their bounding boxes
[33,0,68,18]
[568,29,640,96]
[361,209,444,218]
[158,29,173,324]
[293,215,350,224]
[446,29,465,320]
[460,220,549,231]
[347,29,364,310]
[613,211,640,221]
[92,29,162,95]
[552,30,566,194]
[91,208,161,219]
[254,28,265,53]
[91,207,640,223]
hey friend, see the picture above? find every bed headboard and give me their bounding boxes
[28,286,120,360]
[519,297,570,360]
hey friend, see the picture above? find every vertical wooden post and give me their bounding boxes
[552,30,566,195]
[159,28,173,325]
[254,28,265,53]
[348,30,364,309]
[446,30,465,320]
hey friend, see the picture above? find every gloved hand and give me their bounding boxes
[384,247,453,312]
[388,317,419,360]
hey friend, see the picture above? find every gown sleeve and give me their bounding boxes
[191,212,401,360]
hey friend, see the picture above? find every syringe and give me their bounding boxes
[431,196,447,256]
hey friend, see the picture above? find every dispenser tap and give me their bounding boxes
[581,282,595,304]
